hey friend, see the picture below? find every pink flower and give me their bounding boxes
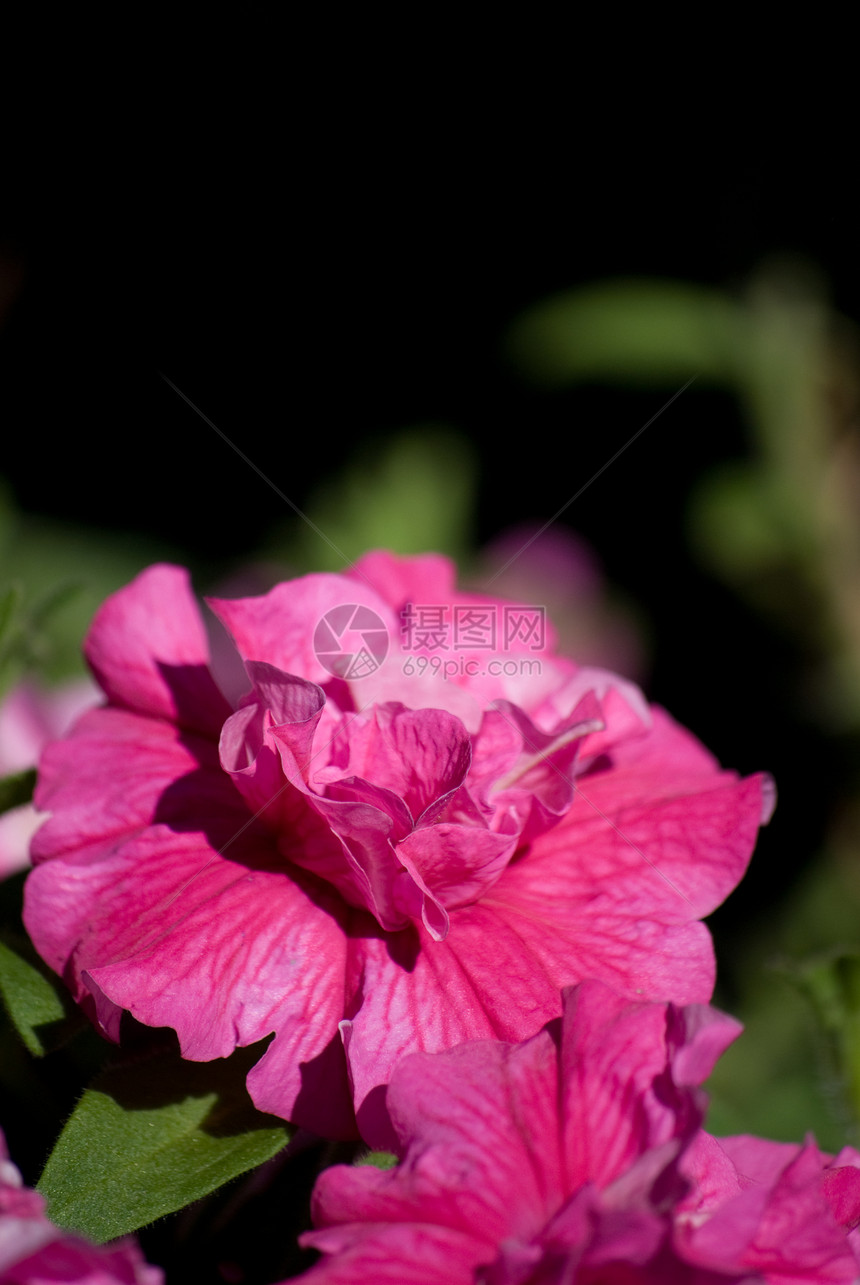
[676,1131,860,1281]
[294,982,860,1284]
[24,554,771,1140]
[0,1128,161,1283]
[0,680,98,878]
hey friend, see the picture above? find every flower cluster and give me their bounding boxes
[295,982,860,1283]
[19,549,853,1281]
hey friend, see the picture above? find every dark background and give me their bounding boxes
[1,112,855,979]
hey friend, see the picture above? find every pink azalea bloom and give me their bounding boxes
[294,982,860,1284]
[24,554,771,1140]
[0,1128,161,1284]
[0,680,99,878]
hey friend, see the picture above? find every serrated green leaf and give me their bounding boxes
[39,1039,293,1242]
[0,767,37,816]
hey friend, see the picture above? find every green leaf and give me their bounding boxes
[277,426,476,571]
[0,583,20,648]
[39,1038,293,1242]
[0,490,178,685]
[355,1150,398,1169]
[0,873,84,1057]
[506,280,745,388]
[0,767,37,816]
[790,950,860,1131]
[0,933,81,1056]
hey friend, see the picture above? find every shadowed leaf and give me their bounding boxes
[38,1037,293,1242]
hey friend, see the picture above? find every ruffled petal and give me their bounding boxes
[208,575,397,687]
[298,1221,487,1284]
[347,551,458,611]
[513,710,769,926]
[26,825,356,1136]
[85,564,231,736]
[342,907,568,1146]
[557,984,736,1192]
[678,1137,860,1280]
[316,1033,565,1266]
[396,825,514,911]
[318,703,472,823]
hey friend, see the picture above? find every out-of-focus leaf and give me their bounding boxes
[0,767,36,816]
[707,856,860,1150]
[0,583,19,649]
[705,972,846,1148]
[0,494,176,684]
[506,280,745,388]
[687,464,791,579]
[284,427,475,571]
[39,1039,293,1242]
[791,950,860,1131]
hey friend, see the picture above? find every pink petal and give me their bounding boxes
[32,707,218,864]
[342,912,555,1147]
[535,666,652,755]
[319,704,472,824]
[557,983,735,1192]
[822,1166,860,1230]
[576,704,749,811]
[396,824,514,911]
[319,1033,565,1248]
[715,1134,811,1188]
[558,995,679,1193]
[515,761,768,927]
[26,825,357,1138]
[1,1128,162,1282]
[208,575,397,688]
[300,982,755,1283]
[219,663,326,816]
[675,1130,744,1219]
[542,1188,669,1277]
[680,1137,860,1280]
[297,1221,487,1284]
[665,1002,744,1088]
[347,551,458,610]
[85,564,231,736]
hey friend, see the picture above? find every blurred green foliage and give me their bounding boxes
[507,279,743,388]
[508,261,860,730]
[0,479,175,694]
[267,426,476,573]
